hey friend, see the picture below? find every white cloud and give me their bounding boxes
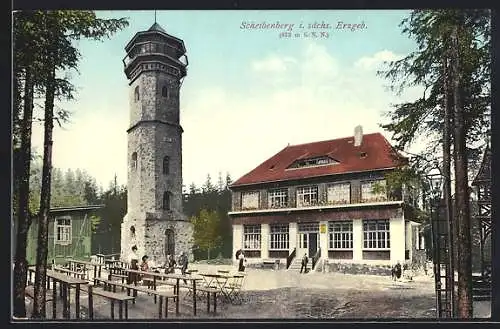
[251,55,297,73]
[355,50,403,70]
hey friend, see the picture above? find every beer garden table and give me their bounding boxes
[199,272,245,303]
[29,267,88,319]
[121,268,203,316]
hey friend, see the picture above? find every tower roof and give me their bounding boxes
[124,23,186,54]
[148,22,166,33]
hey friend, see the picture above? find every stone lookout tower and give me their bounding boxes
[120,22,193,265]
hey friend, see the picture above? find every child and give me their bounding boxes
[140,255,150,281]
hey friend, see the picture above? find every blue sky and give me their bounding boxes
[31,10,424,189]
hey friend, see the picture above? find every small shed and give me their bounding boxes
[26,204,104,265]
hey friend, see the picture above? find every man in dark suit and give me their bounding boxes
[179,251,188,284]
[300,253,309,274]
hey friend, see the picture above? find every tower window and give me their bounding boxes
[134,86,140,102]
[162,86,169,98]
[163,192,171,210]
[163,156,170,175]
[131,152,138,170]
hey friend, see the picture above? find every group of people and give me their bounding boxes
[126,245,190,285]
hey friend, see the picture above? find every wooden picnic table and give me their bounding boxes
[28,267,88,319]
[120,268,203,316]
[66,259,104,283]
[198,272,245,303]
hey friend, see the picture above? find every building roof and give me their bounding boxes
[124,23,186,54]
[231,132,406,187]
[49,204,105,213]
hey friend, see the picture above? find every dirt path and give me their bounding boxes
[22,266,489,319]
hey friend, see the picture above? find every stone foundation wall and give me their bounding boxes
[144,219,193,265]
[325,262,392,276]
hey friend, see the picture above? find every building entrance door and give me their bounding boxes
[308,233,318,257]
[297,222,320,258]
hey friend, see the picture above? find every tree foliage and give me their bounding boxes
[379,9,490,318]
[13,10,128,318]
[190,209,223,260]
[378,9,490,173]
[184,172,233,260]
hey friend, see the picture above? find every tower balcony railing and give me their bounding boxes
[123,41,188,68]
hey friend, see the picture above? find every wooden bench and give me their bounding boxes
[88,285,135,320]
[53,267,87,280]
[25,285,54,303]
[107,273,127,287]
[94,278,177,318]
[262,259,276,269]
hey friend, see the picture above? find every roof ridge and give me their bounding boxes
[288,132,381,148]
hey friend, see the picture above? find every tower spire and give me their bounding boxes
[154,10,157,24]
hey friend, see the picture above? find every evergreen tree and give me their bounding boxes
[379,10,490,318]
[23,10,128,318]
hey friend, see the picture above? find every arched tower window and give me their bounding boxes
[163,156,170,175]
[131,152,137,170]
[165,229,175,256]
[134,86,140,101]
[162,86,169,98]
[130,226,136,238]
[163,192,170,210]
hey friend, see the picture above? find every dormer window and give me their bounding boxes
[287,156,338,169]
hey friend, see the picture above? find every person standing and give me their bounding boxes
[127,245,140,285]
[165,254,176,274]
[179,251,188,284]
[238,251,246,272]
[300,253,308,274]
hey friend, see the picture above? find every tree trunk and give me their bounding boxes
[13,68,35,318]
[32,64,56,319]
[207,247,211,260]
[451,23,473,319]
[442,54,456,316]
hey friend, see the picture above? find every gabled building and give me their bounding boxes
[228,126,422,268]
[25,204,104,265]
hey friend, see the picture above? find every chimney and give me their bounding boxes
[354,125,363,147]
